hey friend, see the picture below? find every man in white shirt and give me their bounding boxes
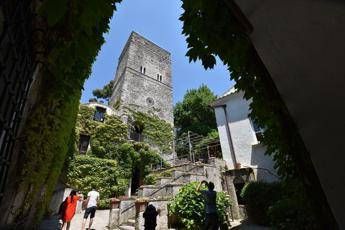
[81,188,100,230]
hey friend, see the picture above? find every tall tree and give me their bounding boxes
[174,84,217,137]
[92,80,114,101]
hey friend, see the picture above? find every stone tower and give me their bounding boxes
[110,32,173,124]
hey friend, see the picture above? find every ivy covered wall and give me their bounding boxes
[75,105,128,157]
[130,109,174,153]
[65,105,166,208]
[1,0,123,227]
[67,155,128,209]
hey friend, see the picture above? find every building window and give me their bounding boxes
[79,134,90,154]
[140,66,146,74]
[146,97,154,106]
[157,74,159,80]
[157,74,162,82]
[94,106,106,122]
[252,121,264,142]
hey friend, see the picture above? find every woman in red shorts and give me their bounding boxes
[61,190,82,230]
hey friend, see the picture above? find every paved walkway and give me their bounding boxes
[230,220,270,230]
[40,210,110,230]
[40,212,269,230]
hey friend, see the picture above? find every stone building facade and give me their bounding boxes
[110,32,173,124]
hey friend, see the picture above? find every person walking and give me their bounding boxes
[143,204,159,230]
[61,190,82,230]
[81,188,100,230]
[197,180,219,230]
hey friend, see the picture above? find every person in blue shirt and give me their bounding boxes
[197,180,219,230]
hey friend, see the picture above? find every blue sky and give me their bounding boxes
[81,0,234,104]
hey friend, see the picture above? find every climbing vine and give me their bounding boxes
[180,0,335,228]
[66,105,164,206]
[67,155,128,209]
[11,0,122,225]
[75,105,128,158]
[130,109,174,153]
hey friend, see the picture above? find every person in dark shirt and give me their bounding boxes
[143,204,159,230]
[197,180,219,230]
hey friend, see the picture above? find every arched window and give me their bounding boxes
[93,106,106,122]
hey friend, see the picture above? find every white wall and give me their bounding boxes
[214,91,278,182]
[85,102,116,116]
[214,107,234,167]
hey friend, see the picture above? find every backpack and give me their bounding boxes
[58,198,67,217]
[82,197,89,210]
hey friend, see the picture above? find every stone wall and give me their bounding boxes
[110,32,173,124]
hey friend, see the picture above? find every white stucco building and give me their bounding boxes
[212,87,278,183]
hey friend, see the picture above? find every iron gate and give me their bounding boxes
[0,0,37,201]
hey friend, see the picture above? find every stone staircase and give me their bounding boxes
[116,160,224,229]
[119,218,135,230]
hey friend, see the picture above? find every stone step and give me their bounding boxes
[174,173,207,184]
[155,177,174,186]
[171,170,185,178]
[138,183,184,197]
[153,163,206,176]
[119,225,135,230]
[154,172,206,186]
[171,167,205,178]
[127,218,135,226]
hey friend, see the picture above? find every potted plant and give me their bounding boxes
[110,198,121,209]
[135,197,149,212]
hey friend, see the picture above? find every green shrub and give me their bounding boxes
[241,181,319,229]
[143,174,157,185]
[160,170,173,177]
[268,198,318,230]
[169,182,231,229]
[67,155,128,209]
[241,182,282,225]
[267,181,319,230]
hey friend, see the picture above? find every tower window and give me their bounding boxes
[94,106,106,122]
[146,97,154,106]
[157,74,162,82]
[79,134,90,154]
[140,66,146,74]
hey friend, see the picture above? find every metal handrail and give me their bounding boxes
[120,163,205,215]
[153,152,215,171]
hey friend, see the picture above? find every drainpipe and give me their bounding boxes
[221,105,238,168]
